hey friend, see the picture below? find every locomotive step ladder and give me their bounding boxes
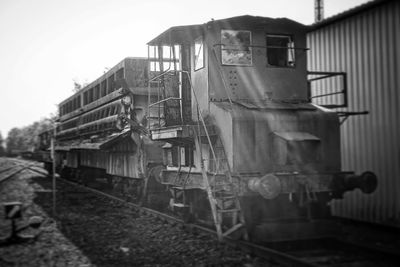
[212,137,248,240]
[170,187,189,208]
[170,165,192,209]
[170,168,195,224]
[170,166,185,208]
[194,130,248,241]
[147,68,247,240]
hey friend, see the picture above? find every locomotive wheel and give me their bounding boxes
[143,165,169,210]
[106,174,114,188]
[60,167,70,179]
[175,205,194,223]
[184,190,214,226]
[123,178,144,203]
[75,169,83,184]
[107,176,143,203]
[44,162,53,176]
[79,169,89,186]
[168,189,195,223]
[110,176,124,197]
[240,196,261,237]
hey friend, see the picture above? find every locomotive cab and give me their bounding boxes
[207,16,309,104]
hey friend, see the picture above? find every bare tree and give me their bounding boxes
[72,78,88,92]
[0,132,5,156]
[5,117,53,154]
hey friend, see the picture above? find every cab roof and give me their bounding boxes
[147,15,307,46]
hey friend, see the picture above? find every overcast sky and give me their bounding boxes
[0,0,370,138]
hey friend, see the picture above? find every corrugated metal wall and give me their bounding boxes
[307,0,400,226]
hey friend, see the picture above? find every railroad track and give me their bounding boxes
[57,176,400,267]
[0,164,28,184]
[0,158,45,184]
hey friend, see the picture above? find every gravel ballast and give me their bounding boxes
[0,160,273,266]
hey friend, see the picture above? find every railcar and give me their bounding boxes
[50,58,166,203]
[45,15,378,242]
[36,129,53,169]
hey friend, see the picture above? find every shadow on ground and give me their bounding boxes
[32,176,149,267]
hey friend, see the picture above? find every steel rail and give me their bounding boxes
[0,159,44,184]
[0,165,29,184]
[0,166,15,174]
[26,166,49,176]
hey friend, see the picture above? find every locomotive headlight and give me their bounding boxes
[122,95,132,106]
[248,174,281,199]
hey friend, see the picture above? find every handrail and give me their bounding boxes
[180,70,220,175]
[148,68,175,83]
[310,91,342,99]
[307,71,348,108]
[147,68,221,174]
[212,43,310,51]
[147,69,181,128]
[145,62,246,240]
[148,97,181,108]
[147,45,176,130]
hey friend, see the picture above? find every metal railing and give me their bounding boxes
[307,71,348,108]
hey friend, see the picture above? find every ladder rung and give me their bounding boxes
[217,208,240,213]
[223,223,243,237]
[213,191,234,195]
[212,187,233,192]
[172,203,189,208]
[217,195,236,200]
[212,189,227,193]
[172,186,185,190]
[213,184,232,188]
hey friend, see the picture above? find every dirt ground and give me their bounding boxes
[0,169,91,266]
[0,165,272,267]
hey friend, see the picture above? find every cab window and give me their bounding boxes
[221,30,252,66]
[266,35,295,67]
[194,36,204,70]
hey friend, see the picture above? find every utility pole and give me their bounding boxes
[51,125,56,217]
[315,0,324,23]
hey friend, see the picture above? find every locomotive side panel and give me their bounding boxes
[211,102,341,176]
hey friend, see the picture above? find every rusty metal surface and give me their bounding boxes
[307,0,400,225]
[211,102,341,175]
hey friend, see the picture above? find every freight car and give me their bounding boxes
[45,15,377,241]
[47,58,166,203]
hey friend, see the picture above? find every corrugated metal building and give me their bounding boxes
[307,0,400,226]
